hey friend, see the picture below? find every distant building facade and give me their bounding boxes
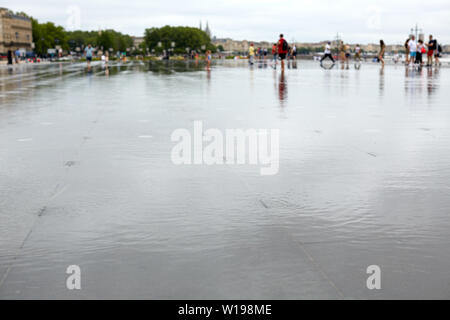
[213,38,271,53]
[132,36,145,48]
[0,8,33,54]
[213,37,421,55]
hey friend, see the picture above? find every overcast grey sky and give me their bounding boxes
[4,0,450,44]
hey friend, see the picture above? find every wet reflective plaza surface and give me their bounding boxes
[1,60,450,299]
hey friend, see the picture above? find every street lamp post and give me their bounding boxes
[170,42,176,57]
[157,42,162,56]
[410,24,423,41]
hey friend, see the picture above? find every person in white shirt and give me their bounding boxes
[292,45,297,60]
[416,39,425,66]
[408,36,417,65]
[320,41,335,64]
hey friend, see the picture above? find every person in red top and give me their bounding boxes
[271,43,278,67]
[278,34,288,70]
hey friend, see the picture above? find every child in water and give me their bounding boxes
[416,40,425,67]
[206,50,212,70]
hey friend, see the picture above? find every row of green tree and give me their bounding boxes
[144,26,216,54]
[15,12,134,56]
[33,23,133,56]
[66,29,134,54]
[15,12,217,56]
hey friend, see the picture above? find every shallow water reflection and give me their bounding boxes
[1,60,450,299]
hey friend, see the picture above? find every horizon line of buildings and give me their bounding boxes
[211,38,450,54]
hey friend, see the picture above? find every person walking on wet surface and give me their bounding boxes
[249,43,255,65]
[84,44,94,69]
[408,36,417,66]
[429,36,442,66]
[102,51,110,70]
[206,50,212,70]
[15,49,20,63]
[344,43,351,66]
[426,35,437,67]
[292,44,297,60]
[378,40,386,67]
[278,34,288,71]
[404,37,411,65]
[320,41,335,65]
[416,39,426,67]
[272,43,278,67]
[7,50,13,65]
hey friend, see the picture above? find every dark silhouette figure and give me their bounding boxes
[7,50,13,65]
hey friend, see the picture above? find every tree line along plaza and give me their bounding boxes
[1,7,448,61]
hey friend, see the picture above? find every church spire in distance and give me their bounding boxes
[205,21,211,38]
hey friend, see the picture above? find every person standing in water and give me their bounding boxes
[344,43,351,64]
[277,34,288,70]
[15,49,20,63]
[416,40,425,67]
[101,51,109,70]
[378,40,386,66]
[7,50,13,65]
[206,50,212,70]
[292,44,297,60]
[84,44,94,69]
[338,41,345,63]
[249,43,255,65]
[427,35,441,66]
[408,36,417,66]
[320,41,335,64]
[425,35,437,67]
[272,43,278,66]
[404,37,411,65]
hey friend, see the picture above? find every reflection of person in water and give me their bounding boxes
[427,66,439,96]
[292,60,297,69]
[379,64,385,95]
[278,70,287,105]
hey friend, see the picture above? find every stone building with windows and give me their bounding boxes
[132,36,145,48]
[0,8,33,54]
